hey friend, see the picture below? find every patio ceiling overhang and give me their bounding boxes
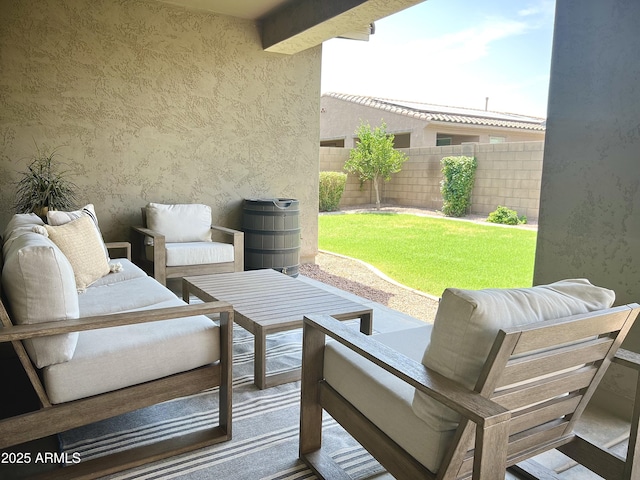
[157,0,426,54]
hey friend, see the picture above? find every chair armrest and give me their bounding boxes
[211,225,244,271]
[105,241,131,261]
[0,301,233,342]
[304,313,510,428]
[131,225,165,239]
[613,348,640,372]
[210,225,243,237]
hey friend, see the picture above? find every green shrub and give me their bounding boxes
[440,156,477,217]
[487,206,527,225]
[319,171,347,211]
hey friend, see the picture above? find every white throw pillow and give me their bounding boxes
[47,204,109,259]
[412,279,615,431]
[45,216,111,291]
[145,203,212,243]
[1,231,79,368]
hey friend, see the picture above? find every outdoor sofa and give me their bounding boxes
[0,211,232,478]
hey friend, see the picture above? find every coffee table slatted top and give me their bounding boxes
[183,269,373,389]
[183,269,372,331]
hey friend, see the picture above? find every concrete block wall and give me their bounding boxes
[320,141,544,220]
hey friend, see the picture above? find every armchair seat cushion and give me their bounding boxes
[42,297,220,404]
[323,325,451,473]
[163,241,234,267]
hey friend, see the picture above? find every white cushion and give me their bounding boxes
[42,298,220,404]
[412,279,616,432]
[324,326,453,473]
[1,231,79,368]
[78,275,178,317]
[45,216,111,291]
[145,203,212,243]
[1,213,44,256]
[165,242,234,267]
[47,204,109,259]
[88,258,148,288]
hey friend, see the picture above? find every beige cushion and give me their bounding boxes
[412,279,616,431]
[146,203,212,243]
[164,241,234,266]
[1,213,44,256]
[43,297,220,404]
[47,204,109,259]
[45,216,110,291]
[1,231,79,368]
[324,326,454,473]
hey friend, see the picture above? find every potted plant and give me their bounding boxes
[14,147,77,220]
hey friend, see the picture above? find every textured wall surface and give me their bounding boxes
[534,0,640,417]
[0,0,321,262]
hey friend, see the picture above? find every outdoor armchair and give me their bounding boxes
[299,280,640,479]
[131,203,244,285]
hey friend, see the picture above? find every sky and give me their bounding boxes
[321,0,556,118]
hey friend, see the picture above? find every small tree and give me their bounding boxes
[344,121,408,210]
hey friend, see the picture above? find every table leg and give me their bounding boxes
[254,326,267,390]
[359,311,373,335]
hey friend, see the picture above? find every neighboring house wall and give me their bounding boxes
[320,141,543,220]
[320,95,545,148]
[0,0,321,263]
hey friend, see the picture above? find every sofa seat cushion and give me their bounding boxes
[323,325,452,473]
[1,229,79,368]
[42,298,220,404]
[88,259,148,288]
[413,279,616,432]
[78,274,178,317]
[163,242,234,267]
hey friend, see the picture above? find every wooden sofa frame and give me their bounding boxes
[131,208,244,285]
[0,289,233,479]
[300,304,640,480]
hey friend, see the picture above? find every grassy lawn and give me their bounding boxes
[318,213,537,297]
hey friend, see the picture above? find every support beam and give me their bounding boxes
[261,0,425,55]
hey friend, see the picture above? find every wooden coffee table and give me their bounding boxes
[182,269,373,389]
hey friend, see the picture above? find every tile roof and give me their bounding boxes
[323,92,546,131]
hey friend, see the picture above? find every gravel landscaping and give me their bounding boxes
[299,251,439,324]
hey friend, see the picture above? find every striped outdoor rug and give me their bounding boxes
[59,323,387,479]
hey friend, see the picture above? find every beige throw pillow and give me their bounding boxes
[47,203,109,259]
[45,216,111,291]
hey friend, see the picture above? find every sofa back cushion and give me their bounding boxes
[145,203,212,243]
[412,279,615,430]
[1,230,79,368]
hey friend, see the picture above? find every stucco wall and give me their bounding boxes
[534,0,640,418]
[321,141,543,220]
[0,0,321,263]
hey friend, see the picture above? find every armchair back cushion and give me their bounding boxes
[1,227,79,368]
[413,279,616,430]
[145,203,212,243]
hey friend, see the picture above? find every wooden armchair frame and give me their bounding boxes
[0,294,233,479]
[131,208,244,285]
[300,303,640,480]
